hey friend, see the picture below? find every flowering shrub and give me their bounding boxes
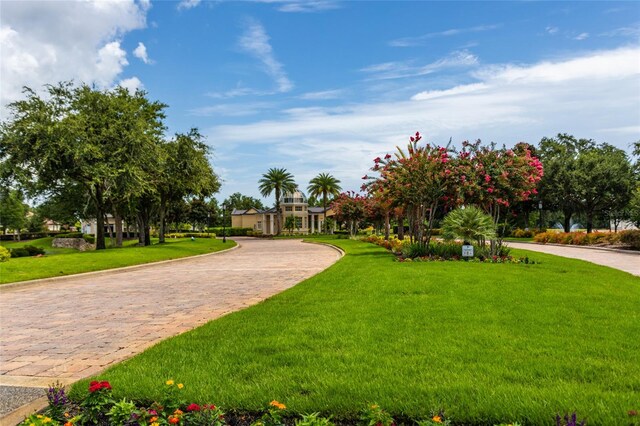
[183,404,225,426]
[45,382,69,423]
[510,228,540,238]
[534,231,628,246]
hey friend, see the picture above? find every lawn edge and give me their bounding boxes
[0,240,239,291]
[507,240,640,255]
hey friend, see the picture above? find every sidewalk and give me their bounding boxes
[506,241,640,276]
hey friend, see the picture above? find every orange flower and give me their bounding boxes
[169,416,180,424]
[174,409,183,415]
[149,417,158,423]
[64,422,73,426]
[269,400,286,410]
[432,416,442,423]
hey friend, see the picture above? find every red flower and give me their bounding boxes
[384,153,391,159]
[373,157,381,163]
[487,187,494,193]
[187,403,201,412]
[484,174,491,182]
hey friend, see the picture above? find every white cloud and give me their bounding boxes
[600,24,640,38]
[208,46,640,197]
[133,42,151,64]
[389,25,499,47]
[411,83,488,101]
[177,0,201,10]
[118,76,143,93]
[1,0,148,109]
[574,32,589,41]
[298,89,344,100]
[251,0,340,13]
[546,26,559,35]
[238,19,293,93]
[189,102,277,117]
[361,50,479,80]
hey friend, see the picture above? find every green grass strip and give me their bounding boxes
[74,238,640,425]
[0,237,235,284]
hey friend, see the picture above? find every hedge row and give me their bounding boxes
[533,229,640,249]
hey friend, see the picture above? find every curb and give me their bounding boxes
[506,240,640,255]
[0,241,240,292]
[0,395,48,426]
[302,240,346,259]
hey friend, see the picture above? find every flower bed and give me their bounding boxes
[533,229,640,249]
[360,235,537,264]
[19,380,620,426]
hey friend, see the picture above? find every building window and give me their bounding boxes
[285,206,293,212]
[257,221,262,230]
[295,217,302,229]
[295,206,303,212]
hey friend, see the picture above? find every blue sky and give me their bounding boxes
[1,1,639,204]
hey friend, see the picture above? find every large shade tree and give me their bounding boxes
[0,83,166,249]
[156,129,220,243]
[258,168,296,236]
[307,172,342,233]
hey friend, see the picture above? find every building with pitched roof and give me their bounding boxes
[231,190,335,235]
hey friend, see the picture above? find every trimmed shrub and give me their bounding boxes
[23,245,45,256]
[620,230,640,249]
[57,232,84,239]
[0,246,10,262]
[9,248,30,258]
[83,235,95,244]
[166,233,217,239]
[208,227,252,237]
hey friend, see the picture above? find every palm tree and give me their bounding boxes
[307,172,342,233]
[258,168,297,236]
[441,206,496,246]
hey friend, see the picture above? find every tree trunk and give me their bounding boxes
[158,195,167,244]
[137,214,145,246]
[586,212,593,234]
[94,186,106,250]
[397,214,404,240]
[115,212,123,247]
[384,210,390,241]
[561,210,571,233]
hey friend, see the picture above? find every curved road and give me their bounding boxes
[0,238,341,388]
[506,241,640,276]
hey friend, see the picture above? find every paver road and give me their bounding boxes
[506,241,640,276]
[0,238,341,387]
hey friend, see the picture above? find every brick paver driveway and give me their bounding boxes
[0,238,341,387]
[506,241,640,276]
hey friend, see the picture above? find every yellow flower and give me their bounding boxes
[432,416,442,423]
[64,413,70,418]
[37,415,43,419]
[166,379,175,386]
[151,423,160,426]
[370,404,379,409]
[177,383,184,389]
[43,418,52,424]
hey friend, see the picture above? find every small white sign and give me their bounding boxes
[462,245,474,258]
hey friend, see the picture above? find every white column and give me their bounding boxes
[311,214,315,233]
[270,214,274,235]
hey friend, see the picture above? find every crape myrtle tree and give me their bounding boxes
[258,168,297,236]
[330,191,367,237]
[0,83,166,250]
[363,132,543,254]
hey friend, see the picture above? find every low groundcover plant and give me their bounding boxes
[20,380,600,426]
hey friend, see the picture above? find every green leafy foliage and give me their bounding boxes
[0,246,10,262]
[441,206,496,245]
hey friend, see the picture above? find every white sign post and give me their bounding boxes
[462,244,474,260]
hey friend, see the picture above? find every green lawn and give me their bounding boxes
[73,238,639,425]
[0,237,235,284]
